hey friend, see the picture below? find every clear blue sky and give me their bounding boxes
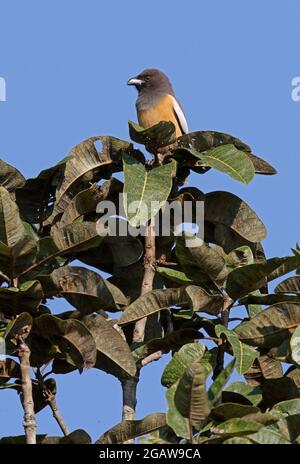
[0,0,299,442]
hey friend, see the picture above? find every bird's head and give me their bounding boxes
[127,68,173,94]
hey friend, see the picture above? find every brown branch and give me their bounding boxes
[17,328,36,445]
[46,392,69,436]
[212,295,233,380]
[121,217,157,442]
[132,216,156,344]
[141,350,163,367]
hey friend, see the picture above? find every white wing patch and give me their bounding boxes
[170,95,189,134]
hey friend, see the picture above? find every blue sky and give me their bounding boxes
[0,0,299,441]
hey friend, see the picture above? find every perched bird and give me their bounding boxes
[127,68,188,138]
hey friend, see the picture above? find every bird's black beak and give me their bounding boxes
[127,77,144,86]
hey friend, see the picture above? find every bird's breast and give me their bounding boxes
[137,94,182,138]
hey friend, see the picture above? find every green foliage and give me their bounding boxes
[1,121,299,445]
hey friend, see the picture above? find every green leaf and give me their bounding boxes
[223,437,253,444]
[272,399,300,416]
[205,191,266,243]
[161,343,206,388]
[174,362,210,425]
[215,325,258,374]
[224,381,262,406]
[235,303,300,349]
[0,187,27,247]
[211,418,262,436]
[128,120,176,153]
[207,359,235,404]
[123,154,176,227]
[227,256,300,300]
[50,136,130,221]
[248,425,291,444]
[290,325,300,365]
[156,267,193,285]
[175,234,228,284]
[198,144,255,184]
[96,413,166,444]
[166,383,190,439]
[82,314,136,378]
[58,178,123,227]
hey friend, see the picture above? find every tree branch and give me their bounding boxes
[46,392,69,436]
[212,295,233,380]
[17,328,36,445]
[121,216,157,441]
[132,216,156,344]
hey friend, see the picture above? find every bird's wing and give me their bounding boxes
[170,95,189,134]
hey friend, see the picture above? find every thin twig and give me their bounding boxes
[17,328,36,445]
[35,368,69,436]
[46,392,69,436]
[141,350,163,367]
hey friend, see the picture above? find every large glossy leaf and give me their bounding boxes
[235,303,300,348]
[272,399,300,416]
[244,355,283,386]
[33,314,97,370]
[224,381,262,406]
[128,120,176,153]
[96,413,166,444]
[50,136,130,220]
[161,343,206,388]
[42,266,127,312]
[248,425,291,444]
[276,276,300,295]
[205,191,266,243]
[123,154,176,227]
[215,325,258,375]
[0,187,27,247]
[119,286,223,325]
[197,144,255,184]
[207,359,235,404]
[19,222,104,280]
[0,236,37,280]
[166,383,190,439]
[82,314,136,378]
[290,325,300,365]
[156,267,193,285]
[175,130,251,153]
[211,418,262,437]
[0,160,25,192]
[174,362,210,425]
[58,177,123,227]
[227,256,300,300]
[175,235,228,284]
